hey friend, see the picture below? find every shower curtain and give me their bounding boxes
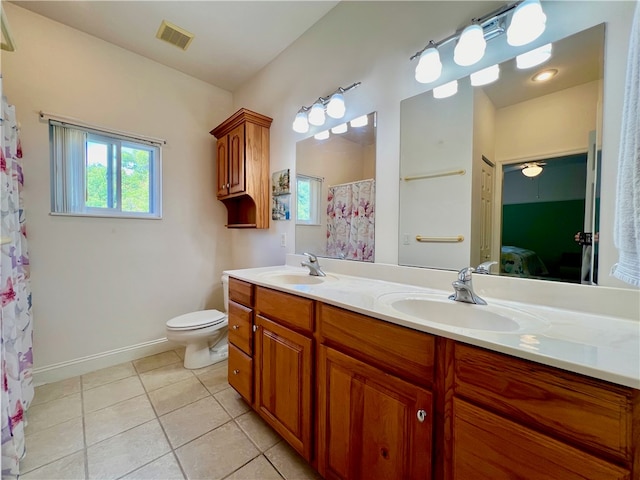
[326,179,375,262]
[1,93,34,478]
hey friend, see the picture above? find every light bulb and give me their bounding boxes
[507,0,547,47]
[532,68,558,82]
[350,115,368,128]
[326,92,346,119]
[331,123,348,134]
[292,110,309,133]
[415,45,442,84]
[516,43,552,69]
[314,130,330,140]
[470,64,500,86]
[433,80,458,99]
[454,24,486,67]
[308,102,326,126]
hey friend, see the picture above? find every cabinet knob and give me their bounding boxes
[253,325,259,332]
[233,369,240,375]
[232,325,240,330]
[416,409,428,423]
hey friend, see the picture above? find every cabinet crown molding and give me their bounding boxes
[210,108,273,138]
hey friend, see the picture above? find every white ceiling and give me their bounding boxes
[11,0,339,92]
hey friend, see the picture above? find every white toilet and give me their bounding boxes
[166,275,230,369]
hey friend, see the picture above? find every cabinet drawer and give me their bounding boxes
[255,287,314,334]
[229,278,254,307]
[454,343,634,463]
[228,300,252,355]
[228,344,253,404]
[319,303,435,388]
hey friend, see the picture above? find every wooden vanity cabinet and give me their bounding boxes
[317,303,435,480]
[210,109,272,229]
[227,278,254,404]
[254,287,315,461]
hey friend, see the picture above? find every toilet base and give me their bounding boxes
[183,338,229,369]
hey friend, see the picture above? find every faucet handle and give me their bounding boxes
[303,252,318,263]
[476,261,498,274]
[458,267,474,282]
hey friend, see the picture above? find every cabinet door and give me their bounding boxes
[228,124,245,195]
[216,134,229,197]
[318,346,433,480]
[254,314,313,461]
[451,398,629,480]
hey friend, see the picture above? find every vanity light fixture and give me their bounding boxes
[410,1,546,86]
[433,80,458,99]
[314,130,330,140]
[331,123,348,134]
[470,64,500,86]
[516,43,552,69]
[291,82,361,133]
[350,114,369,128]
[532,68,558,82]
[522,163,543,177]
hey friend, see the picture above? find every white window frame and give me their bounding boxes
[49,121,162,219]
[296,174,323,226]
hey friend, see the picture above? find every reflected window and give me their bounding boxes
[296,175,322,225]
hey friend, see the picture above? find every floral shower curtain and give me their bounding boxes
[326,179,375,262]
[1,92,34,478]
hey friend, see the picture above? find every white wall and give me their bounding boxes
[3,3,234,375]
[232,1,636,289]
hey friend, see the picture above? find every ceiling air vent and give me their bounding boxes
[156,20,194,51]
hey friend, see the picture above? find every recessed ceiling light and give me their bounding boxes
[532,69,558,82]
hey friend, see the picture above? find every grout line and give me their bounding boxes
[80,375,89,480]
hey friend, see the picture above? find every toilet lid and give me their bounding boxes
[166,309,227,330]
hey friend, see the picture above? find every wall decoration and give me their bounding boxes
[272,195,291,221]
[272,169,291,196]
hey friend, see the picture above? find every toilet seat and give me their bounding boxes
[166,309,227,331]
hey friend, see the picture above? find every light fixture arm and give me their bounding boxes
[299,82,361,111]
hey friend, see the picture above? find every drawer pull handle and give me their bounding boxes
[416,409,427,423]
[233,369,240,375]
[232,325,240,330]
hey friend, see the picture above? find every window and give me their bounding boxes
[50,122,162,218]
[296,175,322,225]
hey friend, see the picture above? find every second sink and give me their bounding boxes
[258,271,339,286]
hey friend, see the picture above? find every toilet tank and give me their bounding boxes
[221,274,229,312]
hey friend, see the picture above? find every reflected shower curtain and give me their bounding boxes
[326,179,375,262]
[1,93,34,478]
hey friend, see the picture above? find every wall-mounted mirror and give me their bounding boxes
[295,112,376,262]
[399,24,604,284]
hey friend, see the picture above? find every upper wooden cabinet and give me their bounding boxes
[210,109,272,229]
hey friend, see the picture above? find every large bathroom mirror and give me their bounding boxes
[295,112,376,262]
[399,24,604,285]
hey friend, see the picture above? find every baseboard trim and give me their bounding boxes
[32,338,179,386]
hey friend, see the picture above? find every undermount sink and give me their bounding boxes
[259,271,339,286]
[376,293,546,332]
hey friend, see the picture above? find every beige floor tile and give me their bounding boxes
[82,362,136,391]
[224,455,283,480]
[21,418,84,474]
[191,359,227,377]
[265,442,321,480]
[139,363,195,392]
[214,387,250,418]
[147,376,209,416]
[25,393,82,435]
[20,451,86,480]
[160,396,231,448]
[236,411,281,452]
[133,350,181,374]
[176,422,259,480]
[87,419,170,480]
[121,453,185,480]
[31,377,81,407]
[196,362,230,395]
[174,347,186,360]
[85,394,156,445]
[83,375,145,413]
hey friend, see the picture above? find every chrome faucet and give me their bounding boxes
[301,252,326,277]
[448,266,487,305]
[475,260,498,275]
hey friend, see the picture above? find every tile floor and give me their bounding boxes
[20,349,322,480]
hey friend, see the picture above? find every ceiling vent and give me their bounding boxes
[156,20,194,51]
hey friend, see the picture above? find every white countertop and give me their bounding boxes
[224,264,640,389]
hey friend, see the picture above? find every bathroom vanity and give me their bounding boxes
[225,263,639,480]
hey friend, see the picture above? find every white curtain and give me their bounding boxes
[51,124,86,212]
[1,93,34,478]
[326,179,375,262]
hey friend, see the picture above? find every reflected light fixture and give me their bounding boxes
[291,82,361,133]
[433,80,458,99]
[507,0,547,47]
[314,130,330,140]
[454,23,486,67]
[331,123,348,134]
[415,43,442,84]
[516,43,552,69]
[470,64,500,86]
[522,163,543,177]
[532,68,558,82]
[350,114,368,127]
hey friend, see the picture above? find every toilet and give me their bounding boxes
[166,275,230,369]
